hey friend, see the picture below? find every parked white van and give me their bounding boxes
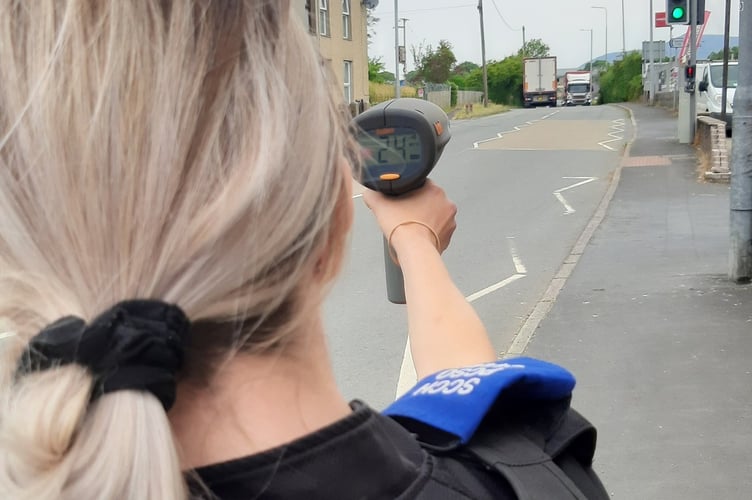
[697,61,737,133]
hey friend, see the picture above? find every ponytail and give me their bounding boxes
[1,367,186,500]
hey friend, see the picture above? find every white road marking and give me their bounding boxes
[506,105,637,358]
[557,176,598,192]
[553,177,597,215]
[507,236,527,274]
[598,118,625,151]
[473,110,561,149]
[394,240,528,398]
[554,192,576,215]
[465,273,526,303]
[395,338,417,398]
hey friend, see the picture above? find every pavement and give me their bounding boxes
[524,103,752,499]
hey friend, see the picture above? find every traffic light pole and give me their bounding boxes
[729,0,752,282]
[688,0,697,140]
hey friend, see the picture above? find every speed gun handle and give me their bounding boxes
[383,237,407,303]
[352,98,451,304]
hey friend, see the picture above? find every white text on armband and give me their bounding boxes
[412,377,482,396]
[410,362,526,397]
[434,362,526,381]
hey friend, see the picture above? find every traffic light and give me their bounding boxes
[684,64,696,93]
[685,65,696,81]
[666,0,688,24]
[666,0,706,25]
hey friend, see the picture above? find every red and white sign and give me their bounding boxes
[679,11,712,63]
[656,12,668,28]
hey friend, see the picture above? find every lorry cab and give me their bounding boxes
[697,61,737,132]
[564,71,592,106]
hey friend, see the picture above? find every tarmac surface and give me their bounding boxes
[525,103,752,499]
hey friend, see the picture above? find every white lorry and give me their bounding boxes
[564,71,592,106]
[523,57,558,108]
[696,61,737,133]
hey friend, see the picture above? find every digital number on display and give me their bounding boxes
[360,128,422,168]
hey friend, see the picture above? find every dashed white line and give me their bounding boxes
[473,110,561,149]
[507,236,527,274]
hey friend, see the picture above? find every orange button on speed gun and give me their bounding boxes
[380,173,401,181]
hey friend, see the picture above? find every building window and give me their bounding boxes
[306,0,316,34]
[343,60,352,103]
[319,0,330,37]
[342,0,351,40]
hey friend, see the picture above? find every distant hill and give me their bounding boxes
[583,34,739,67]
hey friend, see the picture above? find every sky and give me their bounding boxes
[368,0,741,74]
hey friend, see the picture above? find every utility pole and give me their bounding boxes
[729,0,752,282]
[400,18,409,77]
[522,25,526,57]
[721,0,731,124]
[394,0,400,98]
[478,0,489,107]
[621,0,626,58]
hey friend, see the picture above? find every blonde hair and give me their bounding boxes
[0,1,354,498]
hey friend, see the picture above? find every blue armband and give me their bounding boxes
[383,357,575,446]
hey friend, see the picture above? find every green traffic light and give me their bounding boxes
[671,6,685,20]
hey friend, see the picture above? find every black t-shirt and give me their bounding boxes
[190,400,516,499]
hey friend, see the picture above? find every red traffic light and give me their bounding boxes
[685,65,696,80]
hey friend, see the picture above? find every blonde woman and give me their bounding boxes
[0,2,607,499]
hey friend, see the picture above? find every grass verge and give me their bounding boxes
[453,103,511,120]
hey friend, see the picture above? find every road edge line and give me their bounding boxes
[504,104,638,357]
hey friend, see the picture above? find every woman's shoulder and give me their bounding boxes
[190,400,513,499]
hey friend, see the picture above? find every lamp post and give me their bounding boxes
[592,6,607,64]
[580,29,594,94]
[394,0,400,98]
[621,0,626,57]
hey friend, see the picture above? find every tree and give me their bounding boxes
[454,61,480,75]
[487,56,524,105]
[598,52,643,104]
[708,47,739,60]
[465,55,524,105]
[369,57,386,82]
[366,8,379,45]
[414,40,457,83]
[518,39,550,59]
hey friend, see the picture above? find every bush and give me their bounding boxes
[599,52,643,104]
[449,82,458,107]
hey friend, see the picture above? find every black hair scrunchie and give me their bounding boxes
[16,300,190,411]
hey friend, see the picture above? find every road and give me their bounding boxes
[324,105,633,410]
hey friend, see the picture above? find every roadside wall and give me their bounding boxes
[696,115,730,181]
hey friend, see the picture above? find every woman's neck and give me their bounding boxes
[169,319,352,470]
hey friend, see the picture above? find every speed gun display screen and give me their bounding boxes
[359,127,422,172]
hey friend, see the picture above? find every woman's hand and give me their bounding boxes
[362,180,457,258]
